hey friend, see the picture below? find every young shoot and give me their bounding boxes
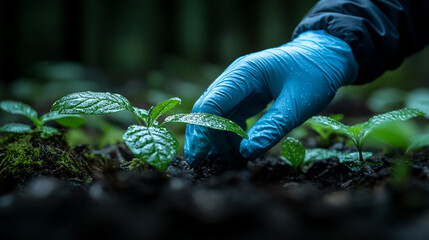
[281,137,305,173]
[51,91,248,172]
[280,137,373,172]
[307,108,424,162]
[0,100,85,138]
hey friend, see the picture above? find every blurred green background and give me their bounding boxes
[1,0,429,153]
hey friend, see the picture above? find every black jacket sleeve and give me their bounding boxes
[293,0,429,84]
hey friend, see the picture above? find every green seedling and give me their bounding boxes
[280,137,372,172]
[51,91,248,171]
[0,100,85,138]
[307,108,424,162]
[304,148,373,172]
[281,137,305,173]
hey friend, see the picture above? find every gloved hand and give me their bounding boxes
[185,30,358,164]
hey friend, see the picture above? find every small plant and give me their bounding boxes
[0,100,85,138]
[280,137,372,172]
[307,108,424,162]
[281,137,305,173]
[51,91,248,171]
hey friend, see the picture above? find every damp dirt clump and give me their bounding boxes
[0,131,91,186]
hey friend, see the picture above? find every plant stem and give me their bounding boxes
[133,114,143,126]
[356,141,364,162]
[353,138,364,162]
[358,149,364,162]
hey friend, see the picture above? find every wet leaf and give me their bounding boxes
[281,137,305,170]
[40,126,59,138]
[304,148,341,163]
[150,97,181,123]
[358,108,424,141]
[406,134,429,153]
[303,148,372,172]
[123,125,178,172]
[51,91,132,115]
[0,100,39,124]
[0,123,32,133]
[338,152,373,172]
[307,116,353,138]
[133,107,149,121]
[40,112,85,128]
[164,113,248,139]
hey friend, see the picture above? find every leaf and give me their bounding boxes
[150,97,181,123]
[300,148,372,172]
[0,123,32,133]
[406,134,429,153]
[350,123,366,138]
[51,91,132,115]
[164,113,248,139]
[365,121,419,149]
[307,116,354,138]
[338,152,373,172]
[0,100,39,124]
[367,88,406,113]
[304,148,342,163]
[40,126,59,138]
[281,137,305,170]
[122,125,178,171]
[147,106,155,126]
[133,107,148,119]
[358,108,424,141]
[40,112,85,128]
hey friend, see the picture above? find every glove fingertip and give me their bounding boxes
[239,138,264,160]
[184,125,211,164]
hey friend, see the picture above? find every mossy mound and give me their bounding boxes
[0,131,91,184]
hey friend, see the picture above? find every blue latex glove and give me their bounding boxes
[185,30,358,164]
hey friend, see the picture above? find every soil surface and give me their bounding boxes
[1,134,429,240]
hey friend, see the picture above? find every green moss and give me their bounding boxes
[0,132,90,183]
[129,158,150,172]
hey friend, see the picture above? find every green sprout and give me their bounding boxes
[280,137,305,173]
[51,91,248,172]
[280,137,372,172]
[0,100,85,138]
[306,108,424,162]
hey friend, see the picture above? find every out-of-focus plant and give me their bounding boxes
[280,137,372,172]
[366,88,406,113]
[406,88,429,117]
[307,108,424,162]
[0,100,85,138]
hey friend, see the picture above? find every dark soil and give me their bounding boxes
[1,133,429,240]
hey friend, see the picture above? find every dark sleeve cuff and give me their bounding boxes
[293,0,429,85]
